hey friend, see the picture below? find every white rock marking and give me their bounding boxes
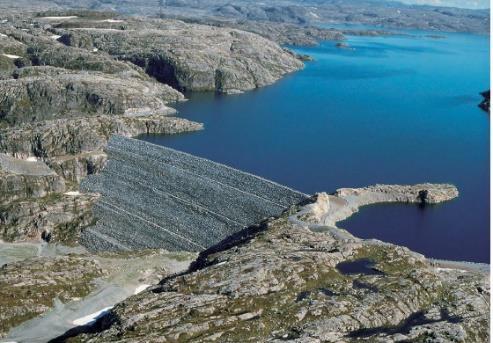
[72,307,112,326]
[134,284,151,295]
[40,16,78,20]
[2,54,20,59]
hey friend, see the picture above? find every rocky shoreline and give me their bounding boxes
[1,132,484,341]
[0,10,306,245]
[479,90,490,112]
[58,192,488,342]
[315,184,459,227]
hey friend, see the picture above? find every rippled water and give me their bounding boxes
[140,30,490,263]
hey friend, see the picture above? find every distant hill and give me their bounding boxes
[395,0,490,9]
[0,0,489,33]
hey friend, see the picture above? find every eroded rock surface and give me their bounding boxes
[294,184,459,228]
[0,69,183,124]
[335,183,459,205]
[0,154,65,204]
[0,115,203,159]
[0,150,99,243]
[1,193,99,243]
[167,18,348,46]
[55,18,303,93]
[67,194,489,342]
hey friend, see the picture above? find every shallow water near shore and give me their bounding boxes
[140,30,490,263]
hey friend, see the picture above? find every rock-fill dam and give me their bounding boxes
[80,136,308,252]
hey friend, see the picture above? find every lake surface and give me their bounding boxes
[140,30,490,263]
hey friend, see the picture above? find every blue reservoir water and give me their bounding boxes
[140,31,490,263]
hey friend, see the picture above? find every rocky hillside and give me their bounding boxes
[0,247,197,340]
[0,255,106,337]
[49,16,303,93]
[0,67,183,125]
[0,11,303,244]
[0,0,487,34]
[0,7,488,342]
[66,193,489,342]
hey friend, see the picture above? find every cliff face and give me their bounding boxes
[0,68,183,125]
[0,152,101,243]
[70,194,489,342]
[0,154,65,203]
[0,115,203,159]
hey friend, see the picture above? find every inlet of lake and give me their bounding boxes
[140,29,490,263]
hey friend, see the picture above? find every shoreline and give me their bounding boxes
[287,184,490,272]
[1,183,486,269]
[306,184,459,228]
[428,258,490,274]
[0,8,489,341]
[0,181,488,340]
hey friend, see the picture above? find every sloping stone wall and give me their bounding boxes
[80,136,308,252]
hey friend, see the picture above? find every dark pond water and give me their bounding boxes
[335,258,384,276]
[140,30,490,263]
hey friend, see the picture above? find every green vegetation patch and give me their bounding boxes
[0,255,105,337]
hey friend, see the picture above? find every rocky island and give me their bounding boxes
[479,90,490,112]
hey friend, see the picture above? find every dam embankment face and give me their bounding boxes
[80,136,308,252]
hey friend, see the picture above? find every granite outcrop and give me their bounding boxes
[66,192,488,342]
